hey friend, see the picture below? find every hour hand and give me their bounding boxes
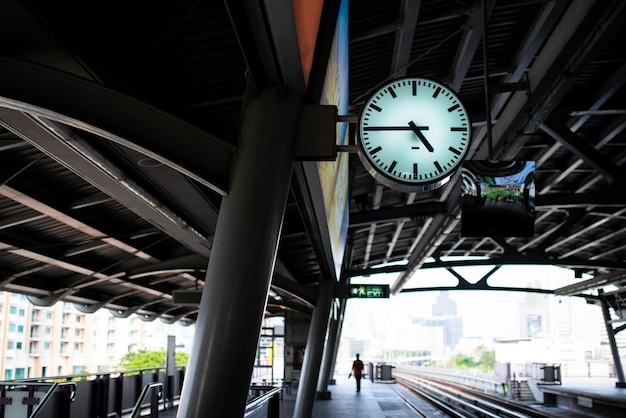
[408,121,433,152]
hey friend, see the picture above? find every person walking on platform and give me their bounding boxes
[349,353,364,392]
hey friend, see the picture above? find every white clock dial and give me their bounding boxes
[357,77,471,192]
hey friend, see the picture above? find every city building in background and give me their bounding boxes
[339,265,625,380]
[0,291,194,379]
[426,291,463,351]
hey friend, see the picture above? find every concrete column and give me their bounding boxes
[293,277,335,418]
[177,84,303,417]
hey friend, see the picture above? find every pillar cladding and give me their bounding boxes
[317,297,345,392]
[293,278,335,418]
[599,291,626,387]
[177,84,303,417]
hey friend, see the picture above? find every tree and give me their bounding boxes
[118,349,189,370]
[477,347,496,372]
[447,345,495,372]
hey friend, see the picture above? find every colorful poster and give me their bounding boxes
[317,0,349,279]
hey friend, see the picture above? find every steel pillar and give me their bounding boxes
[328,298,347,382]
[293,278,335,418]
[317,297,345,393]
[177,84,303,417]
[599,291,626,387]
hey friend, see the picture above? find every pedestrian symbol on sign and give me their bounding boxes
[348,284,390,298]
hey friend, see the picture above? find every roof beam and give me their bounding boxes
[541,114,626,193]
[475,0,626,159]
[0,236,185,318]
[567,62,626,132]
[0,212,46,229]
[0,183,158,262]
[224,0,305,91]
[0,108,213,258]
[391,213,449,294]
[0,57,234,195]
[540,121,626,190]
[545,208,626,254]
[390,0,421,77]
[447,0,494,92]
[349,200,448,228]
[554,271,626,296]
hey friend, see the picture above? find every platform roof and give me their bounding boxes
[0,0,625,324]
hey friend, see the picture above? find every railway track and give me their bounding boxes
[392,370,556,417]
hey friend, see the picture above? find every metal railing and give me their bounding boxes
[0,367,283,417]
[245,386,281,418]
[0,365,185,418]
[30,382,77,418]
[129,382,163,418]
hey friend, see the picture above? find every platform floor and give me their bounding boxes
[538,376,626,410]
[279,376,437,418]
[278,376,626,418]
[546,376,626,400]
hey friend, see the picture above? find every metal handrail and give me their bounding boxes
[29,382,77,418]
[5,364,186,384]
[130,382,164,418]
[245,386,281,411]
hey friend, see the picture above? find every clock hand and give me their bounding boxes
[408,121,434,152]
[362,126,413,131]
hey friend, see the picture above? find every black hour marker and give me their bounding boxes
[388,87,397,98]
[449,146,462,156]
[413,163,418,179]
[434,161,443,173]
[447,104,460,112]
[412,81,417,96]
[432,86,441,98]
[371,104,382,112]
[450,127,467,132]
[389,160,397,172]
[371,146,382,154]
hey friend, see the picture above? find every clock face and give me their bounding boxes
[357,77,471,192]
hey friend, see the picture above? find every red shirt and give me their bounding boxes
[352,359,364,377]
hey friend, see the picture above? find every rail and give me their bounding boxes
[129,382,163,418]
[245,386,281,418]
[395,372,546,418]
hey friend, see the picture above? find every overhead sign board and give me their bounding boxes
[349,284,390,299]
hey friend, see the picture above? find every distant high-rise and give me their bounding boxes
[429,291,463,350]
[432,291,458,316]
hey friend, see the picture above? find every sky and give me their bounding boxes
[346,263,601,342]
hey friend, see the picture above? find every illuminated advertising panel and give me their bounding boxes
[317,0,349,279]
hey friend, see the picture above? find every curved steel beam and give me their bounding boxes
[0,57,235,195]
[401,285,554,294]
[27,288,76,307]
[74,291,138,313]
[348,256,626,279]
[160,309,198,325]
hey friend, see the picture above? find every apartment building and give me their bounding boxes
[0,292,194,379]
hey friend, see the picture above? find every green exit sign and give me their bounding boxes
[349,284,390,298]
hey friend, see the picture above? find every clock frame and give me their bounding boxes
[357,77,471,193]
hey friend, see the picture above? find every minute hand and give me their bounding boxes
[363,126,414,130]
[408,121,434,152]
